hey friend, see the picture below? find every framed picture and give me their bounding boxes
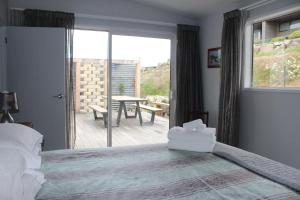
[208,47,221,68]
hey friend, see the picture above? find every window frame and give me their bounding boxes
[243,7,300,93]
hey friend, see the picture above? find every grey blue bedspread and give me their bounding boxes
[37,143,300,200]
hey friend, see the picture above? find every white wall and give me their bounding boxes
[199,0,300,169]
[240,90,300,169]
[199,13,223,128]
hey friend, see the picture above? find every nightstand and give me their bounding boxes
[18,122,34,128]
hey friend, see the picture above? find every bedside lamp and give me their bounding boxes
[0,91,19,123]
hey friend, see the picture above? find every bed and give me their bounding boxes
[36,143,300,200]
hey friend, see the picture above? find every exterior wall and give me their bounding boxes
[74,59,107,113]
[199,13,224,128]
[260,20,300,41]
[277,26,300,38]
[74,59,140,113]
[262,21,277,41]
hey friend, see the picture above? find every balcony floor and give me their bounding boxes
[75,111,169,149]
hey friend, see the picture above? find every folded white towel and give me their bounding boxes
[168,127,216,140]
[168,137,216,152]
[168,127,185,139]
[168,131,215,141]
[170,135,216,145]
[183,119,206,132]
[167,125,216,152]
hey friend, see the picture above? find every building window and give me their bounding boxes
[291,19,300,30]
[251,12,300,89]
[279,22,290,32]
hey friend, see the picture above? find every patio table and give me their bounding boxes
[105,96,147,126]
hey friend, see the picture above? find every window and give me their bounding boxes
[251,13,300,89]
[291,19,300,30]
[279,22,290,32]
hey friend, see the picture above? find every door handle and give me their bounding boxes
[53,94,64,99]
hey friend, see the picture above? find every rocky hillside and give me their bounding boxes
[140,60,170,97]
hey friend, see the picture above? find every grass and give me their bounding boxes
[255,51,277,57]
[255,46,300,57]
[286,46,300,53]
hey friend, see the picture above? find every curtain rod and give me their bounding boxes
[10,7,24,11]
[240,0,277,11]
[76,13,178,27]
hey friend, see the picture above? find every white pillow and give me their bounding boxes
[22,170,46,200]
[25,169,46,185]
[0,123,43,155]
[0,142,41,169]
[0,149,26,200]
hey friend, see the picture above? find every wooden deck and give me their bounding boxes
[75,111,169,149]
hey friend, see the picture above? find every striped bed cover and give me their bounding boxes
[37,143,300,200]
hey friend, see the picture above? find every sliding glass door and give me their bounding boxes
[74,30,173,149]
[73,29,109,149]
[109,35,171,147]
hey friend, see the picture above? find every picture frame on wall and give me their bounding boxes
[208,47,221,68]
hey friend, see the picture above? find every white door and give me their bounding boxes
[7,27,66,151]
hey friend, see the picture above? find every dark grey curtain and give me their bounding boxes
[176,24,203,126]
[10,9,76,149]
[217,10,247,146]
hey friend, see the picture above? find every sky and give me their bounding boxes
[73,30,171,67]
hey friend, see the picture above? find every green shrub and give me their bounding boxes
[288,30,300,39]
[118,83,125,95]
[271,36,284,42]
[141,81,158,96]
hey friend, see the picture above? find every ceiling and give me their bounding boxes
[131,0,247,19]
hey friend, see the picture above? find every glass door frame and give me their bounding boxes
[108,32,176,147]
[75,26,176,147]
[107,33,113,147]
